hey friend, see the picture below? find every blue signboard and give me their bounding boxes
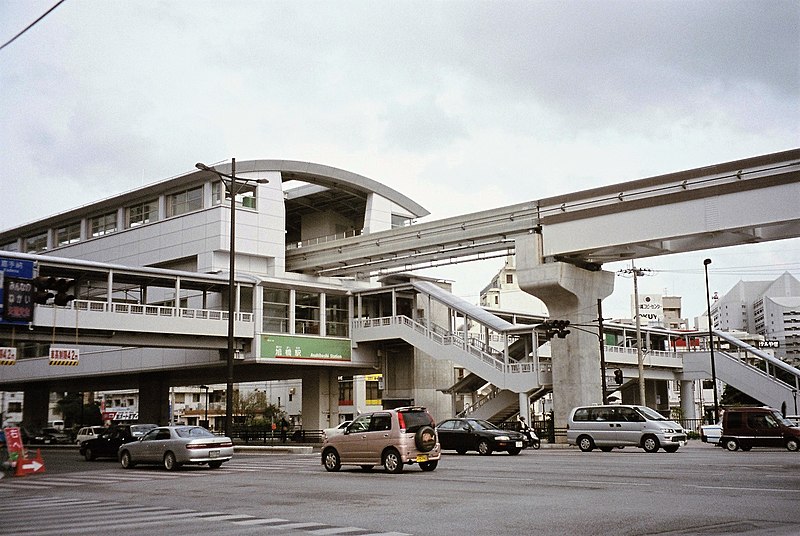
[0,257,36,325]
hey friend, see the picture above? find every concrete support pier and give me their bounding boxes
[516,234,615,438]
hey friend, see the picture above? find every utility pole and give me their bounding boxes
[618,262,652,406]
[598,299,608,405]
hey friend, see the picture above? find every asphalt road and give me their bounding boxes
[1,442,799,536]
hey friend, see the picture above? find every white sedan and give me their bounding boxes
[118,425,233,470]
[322,420,352,441]
[700,424,722,445]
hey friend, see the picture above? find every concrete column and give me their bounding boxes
[516,234,615,439]
[138,373,170,425]
[301,368,339,430]
[680,381,697,420]
[22,383,50,429]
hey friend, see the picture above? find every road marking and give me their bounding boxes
[691,484,800,493]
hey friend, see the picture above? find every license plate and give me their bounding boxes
[516,441,523,447]
[415,454,428,463]
[209,450,220,458]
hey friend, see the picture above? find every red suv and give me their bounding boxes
[321,407,440,473]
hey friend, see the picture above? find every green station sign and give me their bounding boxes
[261,334,351,361]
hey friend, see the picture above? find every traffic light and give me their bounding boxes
[52,278,76,306]
[538,319,571,340]
[613,368,623,385]
[32,276,76,306]
[33,276,55,305]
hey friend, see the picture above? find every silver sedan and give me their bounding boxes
[118,426,233,471]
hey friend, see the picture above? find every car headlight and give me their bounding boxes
[495,435,510,441]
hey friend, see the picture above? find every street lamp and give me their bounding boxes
[703,258,720,424]
[195,159,268,437]
[200,385,209,426]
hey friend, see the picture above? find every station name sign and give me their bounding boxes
[261,334,351,361]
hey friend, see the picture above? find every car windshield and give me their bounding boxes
[771,411,795,427]
[175,427,215,438]
[467,419,499,431]
[636,406,668,421]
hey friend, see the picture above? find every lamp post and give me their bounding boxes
[200,385,209,427]
[703,258,720,424]
[195,159,268,437]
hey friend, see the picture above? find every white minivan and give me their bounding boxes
[567,404,686,453]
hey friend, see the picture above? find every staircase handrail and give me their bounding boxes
[681,329,800,390]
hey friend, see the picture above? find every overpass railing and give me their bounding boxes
[678,330,800,391]
[353,315,539,375]
[68,299,254,323]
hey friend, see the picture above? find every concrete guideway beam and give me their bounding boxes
[515,233,615,438]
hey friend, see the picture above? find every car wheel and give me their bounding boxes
[419,460,438,471]
[208,461,223,469]
[724,438,739,452]
[163,451,181,471]
[663,445,680,453]
[322,448,341,472]
[120,450,135,469]
[577,435,594,452]
[642,435,660,453]
[477,440,492,455]
[508,448,522,455]
[84,448,95,461]
[383,448,404,473]
[786,438,800,452]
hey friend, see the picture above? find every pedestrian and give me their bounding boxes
[280,417,289,443]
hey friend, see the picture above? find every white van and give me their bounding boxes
[48,420,65,431]
[567,404,686,453]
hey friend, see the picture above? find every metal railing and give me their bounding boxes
[69,299,254,323]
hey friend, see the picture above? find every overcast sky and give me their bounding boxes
[1,0,798,322]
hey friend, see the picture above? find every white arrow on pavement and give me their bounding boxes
[22,460,43,472]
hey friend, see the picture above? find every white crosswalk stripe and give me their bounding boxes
[1,496,411,536]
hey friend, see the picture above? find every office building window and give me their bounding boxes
[167,186,203,217]
[56,222,81,246]
[127,199,158,227]
[212,181,257,209]
[24,232,48,253]
[263,288,290,333]
[89,212,117,237]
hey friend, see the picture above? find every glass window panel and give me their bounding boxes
[56,222,81,246]
[325,294,349,337]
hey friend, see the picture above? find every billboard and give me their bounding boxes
[0,257,35,325]
[631,293,664,325]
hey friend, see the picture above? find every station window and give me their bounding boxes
[24,232,48,253]
[127,199,158,227]
[56,222,81,246]
[90,212,117,237]
[295,291,320,334]
[212,181,258,209]
[1,241,20,252]
[326,294,349,337]
[167,186,203,217]
[263,288,290,333]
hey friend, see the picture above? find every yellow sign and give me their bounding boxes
[0,347,16,366]
[49,348,79,366]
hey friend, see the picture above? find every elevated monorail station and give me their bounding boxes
[1,151,799,434]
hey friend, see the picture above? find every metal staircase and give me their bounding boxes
[682,330,800,411]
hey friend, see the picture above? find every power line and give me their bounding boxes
[0,0,67,52]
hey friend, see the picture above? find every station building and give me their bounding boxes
[0,160,460,430]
